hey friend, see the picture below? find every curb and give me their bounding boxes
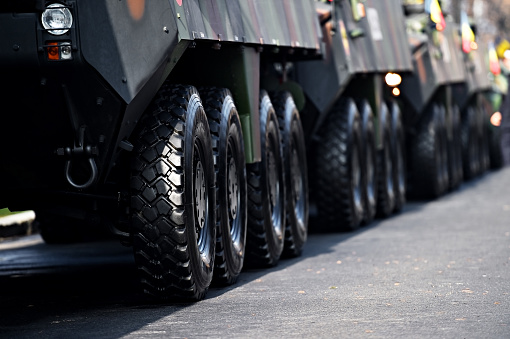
[0,211,36,239]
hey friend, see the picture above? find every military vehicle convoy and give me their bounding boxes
[398,3,502,200]
[0,0,502,300]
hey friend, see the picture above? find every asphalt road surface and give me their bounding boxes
[1,168,510,338]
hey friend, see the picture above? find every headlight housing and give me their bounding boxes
[41,3,73,35]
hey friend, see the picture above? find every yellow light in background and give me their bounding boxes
[392,87,401,96]
[385,73,402,87]
[357,3,366,18]
[490,112,502,126]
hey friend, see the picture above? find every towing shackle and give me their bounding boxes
[57,125,99,190]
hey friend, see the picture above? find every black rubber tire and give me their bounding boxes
[461,105,480,180]
[313,98,363,231]
[246,90,285,267]
[376,102,395,217]
[448,104,463,190]
[389,100,406,213]
[479,106,491,173]
[271,91,309,258]
[356,100,378,224]
[201,87,247,286]
[410,103,448,199]
[489,125,503,169]
[130,84,216,301]
[438,105,450,191]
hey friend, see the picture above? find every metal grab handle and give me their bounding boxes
[64,157,98,190]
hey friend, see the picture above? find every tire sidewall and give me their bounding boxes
[358,100,377,223]
[260,93,285,261]
[377,102,395,216]
[389,100,406,211]
[184,93,216,292]
[348,104,364,226]
[218,94,247,276]
[283,95,308,251]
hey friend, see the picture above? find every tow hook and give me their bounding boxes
[56,125,99,190]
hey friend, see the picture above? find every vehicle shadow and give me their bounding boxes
[0,169,501,338]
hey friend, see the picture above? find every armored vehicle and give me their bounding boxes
[295,0,413,230]
[0,0,321,300]
[1,0,500,301]
[398,1,499,199]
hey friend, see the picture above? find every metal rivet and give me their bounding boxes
[13,44,20,51]
[122,77,127,83]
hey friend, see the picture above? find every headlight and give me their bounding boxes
[41,3,73,35]
[385,73,402,87]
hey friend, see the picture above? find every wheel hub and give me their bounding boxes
[194,159,206,230]
[352,142,362,214]
[397,141,405,193]
[366,143,375,201]
[291,147,302,203]
[228,156,239,221]
[268,147,277,210]
[385,144,393,192]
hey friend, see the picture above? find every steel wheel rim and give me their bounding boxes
[290,133,306,232]
[227,139,242,253]
[396,137,405,195]
[385,140,394,194]
[267,132,283,239]
[194,142,212,265]
[352,141,363,215]
[366,140,376,206]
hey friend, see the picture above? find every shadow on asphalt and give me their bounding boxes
[0,170,499,337]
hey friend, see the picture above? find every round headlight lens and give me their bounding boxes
[41,4,73,35]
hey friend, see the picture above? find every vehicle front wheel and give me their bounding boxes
[201,87,247,285]
[389,100,406,213]
[410,103,448,198]
[356,100,377,224]
[272,91,309,258]
[313,98,363,231]
[130,84,215,301]
[376,102,395,217]
[246,90,286,267]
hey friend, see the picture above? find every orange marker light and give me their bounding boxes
[357,3,366,18]
[47,42,59,60]
[392,87,400,96]
[491,112,502,127]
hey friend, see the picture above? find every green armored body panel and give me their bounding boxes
[0,0,320,300]
[463,41,492,103]
[292,0,413,233]
[296,0,412,119]
[400,13,466,120]
[0,0,499,302]
[397,2,496,198]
